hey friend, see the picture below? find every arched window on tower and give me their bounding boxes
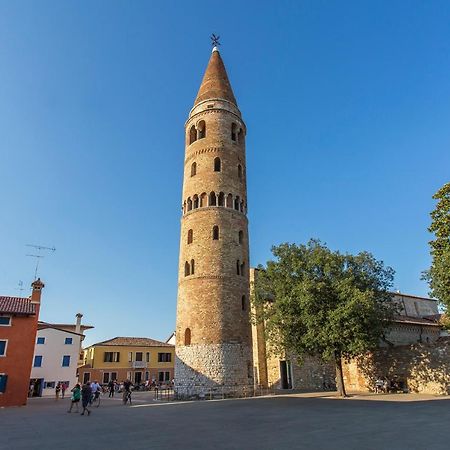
[189,125,197,145]
[234,196,240,211]
[190,259,195,275]
[187,229,193,244]
[231,123,237,142]
[187,197,192,211]
[200,192,207,207]
[226,193,233,208]
[209,191,217,206]
[236,260,240,275]
[193,195,199,209]
[238,164,242,180]
[213,226,219,240]
[214,157,221,172]
[241,295,246,311]
[238,128,243,144]
[238,230,243,244]
[191,162,197,177]
[184,328,191,346]
[218,192,225,206]
[184,261,190,276]
[198,120,206,139]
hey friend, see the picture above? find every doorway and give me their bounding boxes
[280,360,292,389]
[29,378,44,397]
[134,372,142,384]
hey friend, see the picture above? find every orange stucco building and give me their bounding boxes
[0,279,44,407]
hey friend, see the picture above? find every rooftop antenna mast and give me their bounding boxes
[26,244,56,279]
[17,280,24,296]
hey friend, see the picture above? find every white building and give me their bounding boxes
[30,314,92,397]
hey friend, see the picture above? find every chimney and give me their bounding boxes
[75,313,83,335]
[30,278,45,304]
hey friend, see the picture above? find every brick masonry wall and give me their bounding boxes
[175,95,253,397]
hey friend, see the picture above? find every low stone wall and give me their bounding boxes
[343,338,450,395]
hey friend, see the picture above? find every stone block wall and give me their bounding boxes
[343,338,450,395]
[175,343,253,399]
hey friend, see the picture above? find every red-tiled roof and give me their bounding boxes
[0,296,36,315]
[393,315,441,326]
[91,337,173,348]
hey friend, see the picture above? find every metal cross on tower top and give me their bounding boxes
[210,34,220,47]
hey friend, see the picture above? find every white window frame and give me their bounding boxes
[0,316,11,327]
[0,339,8,357]
[36,337,45,345]
[64,337,73,345]
[34,355,43,367]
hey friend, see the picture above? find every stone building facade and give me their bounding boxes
[250,267,446,394]
[174,46,253,398]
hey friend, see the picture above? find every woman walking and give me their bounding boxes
[67,384,81,413]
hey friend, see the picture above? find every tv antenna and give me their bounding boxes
[17,280,25,296]
[26,244,56,279]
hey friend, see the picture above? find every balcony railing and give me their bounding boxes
[131,361,147,369]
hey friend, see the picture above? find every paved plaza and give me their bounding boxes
[1,391,450,450]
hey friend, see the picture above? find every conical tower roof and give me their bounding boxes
[194,48,237,106]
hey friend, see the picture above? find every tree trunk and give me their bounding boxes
[335,352,347,397]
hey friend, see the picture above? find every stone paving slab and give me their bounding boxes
[1,391,450,450]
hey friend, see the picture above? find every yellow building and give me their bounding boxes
[78,337,174,385]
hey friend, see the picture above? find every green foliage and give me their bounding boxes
[423,182,450,310]
[253,240,397,363]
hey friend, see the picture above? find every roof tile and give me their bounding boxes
[0,296,36,315]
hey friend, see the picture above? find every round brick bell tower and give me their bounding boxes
[175,45,253,398]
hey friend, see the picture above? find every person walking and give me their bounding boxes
[67,384,81,413]
[61,382,67,399]
[108,379,115,398]
[55,382,61,400]
[81,382,92,416]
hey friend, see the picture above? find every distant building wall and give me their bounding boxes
[30,327,81,396]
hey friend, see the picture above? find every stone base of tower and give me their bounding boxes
[175,343,254,400]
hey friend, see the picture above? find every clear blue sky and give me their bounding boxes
[0,1,449,346]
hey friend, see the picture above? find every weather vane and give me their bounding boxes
[210,34,220,47]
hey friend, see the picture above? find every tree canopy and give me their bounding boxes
[253,240,397,396]
[423,182,450,310]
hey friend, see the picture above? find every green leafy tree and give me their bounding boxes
[423,183,450,310]
[253,240,396,397]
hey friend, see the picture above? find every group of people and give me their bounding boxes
[67,380,101,415]
[67,379,134,415]
[374,377,406,394]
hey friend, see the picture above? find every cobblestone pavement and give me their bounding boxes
[1,392,450,450]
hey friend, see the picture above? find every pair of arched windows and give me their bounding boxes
[184,260,195,276]
[236,260,245,276]
[189,120,206,145]
[191,158,221,177]
[187,226,219,242]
